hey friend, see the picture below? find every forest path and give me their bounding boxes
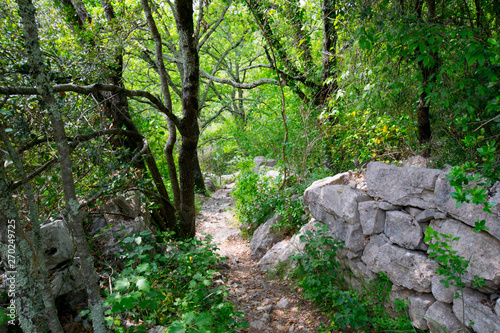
[195,184,330,333]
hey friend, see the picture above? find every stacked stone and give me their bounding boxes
[258,162,500,332]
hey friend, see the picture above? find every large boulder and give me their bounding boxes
[428,218,500,293]
[40,219,75,270]
[361,234,438,292]
[99,215,152,258]
[101,196,141,222]
[265,159,278,167]
[367,162,442,209]
[453,287,500,333]
[258,240,289,272]
[250,215,285,260]
[304,183,370,224]
[434,174,500,241]
[51,260,85,299]
[253,156,266,171]
[384,211,422,250]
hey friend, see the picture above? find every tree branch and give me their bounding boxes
[199,69,278,88]
[0,83,181,128]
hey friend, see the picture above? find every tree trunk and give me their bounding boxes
[56,0,177,231]
[318,0,338,106]
[0,129,64,333]
[0,165,46,332]
[415,0,437,157]
[193,150,206,194]
[15,0,107,330]
[141,0,181,212]
[175,0,200,238]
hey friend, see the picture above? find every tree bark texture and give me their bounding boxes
[415,0,437,157]
[0,129,64,333]
[14,0,107,330]
[175,0,201,238]
[0,165,46,332]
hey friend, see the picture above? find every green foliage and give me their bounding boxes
[289,223,413,331]
[232,165,306,237]
[322,108,415,172]
[103,230,247,332]
[424,226,486,330]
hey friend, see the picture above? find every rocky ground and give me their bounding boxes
[195,183,330,332]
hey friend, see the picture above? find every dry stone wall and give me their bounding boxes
[260,162,500,332]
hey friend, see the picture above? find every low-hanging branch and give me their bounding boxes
[11,128,145,189]
[0,83,181,128]
[18,128,143,153]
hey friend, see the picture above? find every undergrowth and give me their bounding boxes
[288,223,415,332]
[232,163,307,237]
[96,230,247,332]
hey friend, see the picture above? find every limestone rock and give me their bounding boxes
[276,298,290,309]
[40,219,75,270]
[429,218,500,292]
[386,285,415,317]
[453,287,500,332]
[495,298,500,317]
[304,184,370,224]
[250,215,285,260]
[425,301,462,333]
[304,172,351,195]
[51,260,85,298]
[378,202,401,211]
[367,162,442,209]
[254,156,266,170]
[434,174,500,241]
[405,207,423,217]
[359,201,385,235]
[431,275,457,304]
[204,176,217,193]
[99,215,152,258]
[265,159,278,167]
[402,155,429,168]
[249,320,266,330]
[409,293,435,330]
[384,211,422,250]
[101,196,140,222]
[258,240,289,272]
[415,209,443,223]
[361,234,438,292]
[345,223,364,252]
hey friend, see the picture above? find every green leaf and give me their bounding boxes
[135,277,150,292]
[194,312,212,328]
[168,322,185,333]
[115,278,130,291]
[123,237,135,244]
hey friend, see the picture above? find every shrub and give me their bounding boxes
[289,223,414,331]
[232,166,306,237]
[101,230,247,332]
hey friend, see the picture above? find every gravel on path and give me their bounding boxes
[196,184,331,332]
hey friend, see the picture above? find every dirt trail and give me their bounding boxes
[195,184,330,332]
